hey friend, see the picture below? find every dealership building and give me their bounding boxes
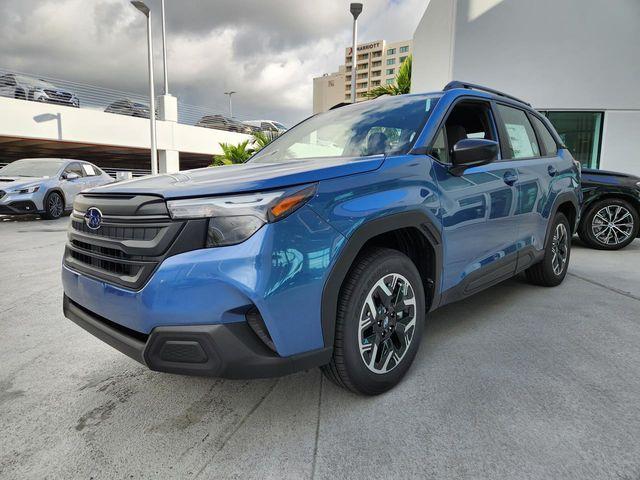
[313,39,413,113]
[411,0,640,175]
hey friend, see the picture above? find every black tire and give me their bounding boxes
[578,198,639,251]
[525,212,571,287]
[42,192,65,220]
[321,247,425,395]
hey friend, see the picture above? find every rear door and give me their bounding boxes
[432,98,522,300]
[494,104,560,266]
[81,163,103,188]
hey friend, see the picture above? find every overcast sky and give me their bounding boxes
[0,0,427,125]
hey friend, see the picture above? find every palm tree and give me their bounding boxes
[364,54,412,99]
[250,130,279,151]
[210,131,281,166]
[211,140,252,166]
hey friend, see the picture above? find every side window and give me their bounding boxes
[529,115,558,156]
[82,164,97,176]
[441,100,497,159]
[64,163,84,177]
[431,129,449,163]
[496,104,540,159]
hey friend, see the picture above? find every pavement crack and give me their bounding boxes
[193,379,279,479]
[310,372,324,480]
[568,272,640,302]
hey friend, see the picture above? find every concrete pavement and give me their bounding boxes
[1,216,639,479]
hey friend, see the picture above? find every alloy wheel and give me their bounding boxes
[591,205,634,246]
[358,273,417,374]
[551,222,568,275]
[48,194,64,218]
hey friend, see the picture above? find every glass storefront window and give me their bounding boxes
[541,111,603,169]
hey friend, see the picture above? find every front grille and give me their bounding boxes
[45,89,72,101]
[64,194,195,290]
[71,218,162,241]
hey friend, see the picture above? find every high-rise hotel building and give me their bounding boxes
[313,39,413,113]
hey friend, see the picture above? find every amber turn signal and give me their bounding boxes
[268,184,317,221]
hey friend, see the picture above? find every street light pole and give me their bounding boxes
[224,91,236,117]
[160,0,169,95]
[350,3,363,104]
[131,1,158,175]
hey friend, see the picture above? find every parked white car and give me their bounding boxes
[243,120,288,134]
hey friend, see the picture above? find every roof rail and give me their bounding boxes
[443,81,531,106]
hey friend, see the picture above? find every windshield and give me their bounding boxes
[14,75,55,89]
[0,159,65,177]
[251,94,440,163]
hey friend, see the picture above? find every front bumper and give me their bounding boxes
[63,295,331,378]
[62,203,346,363]
[0,190,45,214]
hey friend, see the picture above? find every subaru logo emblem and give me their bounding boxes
[84,207,102,230]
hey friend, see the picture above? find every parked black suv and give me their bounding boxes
[578,168,640,250]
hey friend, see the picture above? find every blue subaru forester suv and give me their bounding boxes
[62,82,581,395]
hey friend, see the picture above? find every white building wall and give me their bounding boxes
[600,111,640,174]
[411,0,456,93]
[412,0,640,174]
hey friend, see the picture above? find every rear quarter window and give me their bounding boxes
[529,115,558,156]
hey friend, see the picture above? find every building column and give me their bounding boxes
[157,94,180,173]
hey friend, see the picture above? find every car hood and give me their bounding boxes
[0,176,49,189]
[90,156,384,199]
[582,168,640,187]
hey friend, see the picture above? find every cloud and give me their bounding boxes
[0,0,428,125]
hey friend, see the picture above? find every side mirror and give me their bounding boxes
[450,138,499,175]
[63,172,80,181]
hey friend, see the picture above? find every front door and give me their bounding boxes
[431,99,522,301]
[60,162,87,204]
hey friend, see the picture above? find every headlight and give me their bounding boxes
[166,184,317,247]
[15,185,40,194]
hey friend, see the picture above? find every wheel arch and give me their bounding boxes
[43,187,66,211]
[320,211,443,349]
[545,192,579,244]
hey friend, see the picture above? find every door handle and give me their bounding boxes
[548,165,558,177]
[503,171,517,186]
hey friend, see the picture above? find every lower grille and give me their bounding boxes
[69,248,140,277]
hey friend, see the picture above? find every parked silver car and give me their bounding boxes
[0,158,113,219]
[0,73,80,108]
[195,114,256,134]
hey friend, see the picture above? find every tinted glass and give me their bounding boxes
[65,163,84,177]
[0,158,64,177]
[497,104,540,159]
[251,94,441,163]
[529,115,557,156]
[431,128,448,163]
[543,111,603,168]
